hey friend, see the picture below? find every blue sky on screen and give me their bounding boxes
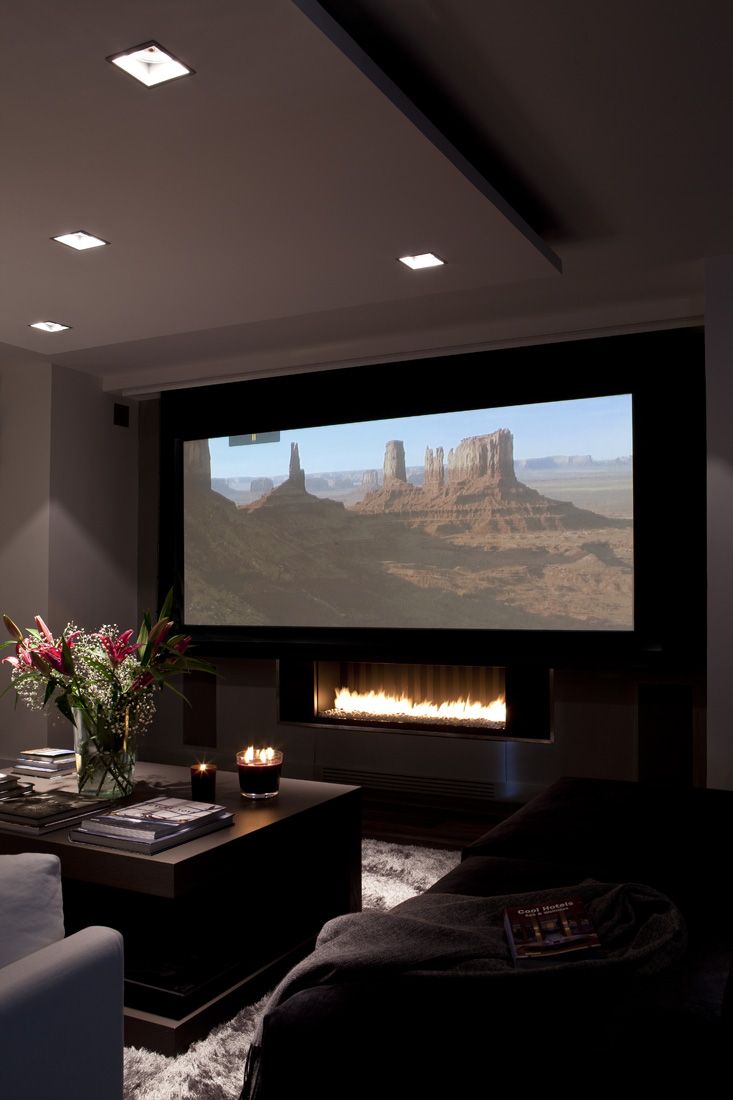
[205,394,632,480]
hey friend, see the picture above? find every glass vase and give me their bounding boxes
[73,708,136,799]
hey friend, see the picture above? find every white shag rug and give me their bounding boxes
[123,839,460,1100]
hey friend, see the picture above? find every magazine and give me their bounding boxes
[504,897,601,967]
[80,796,229,839]
[69,811,234,854]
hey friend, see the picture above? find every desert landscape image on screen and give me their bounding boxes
[183,395,633,631]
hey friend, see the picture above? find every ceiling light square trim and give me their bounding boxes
[106,40,194,87]
[52,230,110,251]
[29,321,72,332]
[398,253,445,270]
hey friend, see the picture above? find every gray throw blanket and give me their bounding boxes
[240,880,686,1099]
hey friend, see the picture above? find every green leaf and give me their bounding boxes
[161,679,192,706]
[30,652,53,677]
[159,588,174,622]
[183,658,219,675]
[0,638,19,651]
[61,636,75,676]
[136,620,149,651]
[146,619,165,647]
[56,694,75,724]
[43,679,56,705]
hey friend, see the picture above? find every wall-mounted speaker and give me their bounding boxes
[113,402,130,427]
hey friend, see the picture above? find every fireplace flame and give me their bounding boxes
[332,688,506,726]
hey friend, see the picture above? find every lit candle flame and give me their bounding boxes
[242,745,277,764]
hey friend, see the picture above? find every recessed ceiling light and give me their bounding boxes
[29,321,71,333]
[398,253,445,270]
[106,41,194,87]
[396,253,442,270]
[52,230,109,251]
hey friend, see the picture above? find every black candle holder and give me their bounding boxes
[190,762,217,801]
[236,748,283,799]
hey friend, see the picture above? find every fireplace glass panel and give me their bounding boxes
[277,660,551,742]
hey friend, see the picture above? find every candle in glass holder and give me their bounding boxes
[190,761,217,801]
[236,746,283,800]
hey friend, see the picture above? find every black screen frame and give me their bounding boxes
[159,327,706,669]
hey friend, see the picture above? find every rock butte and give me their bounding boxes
[353,430,626,534]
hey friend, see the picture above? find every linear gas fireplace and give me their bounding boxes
[278,661,552,742]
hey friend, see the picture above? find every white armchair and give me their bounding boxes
[0,853,124,1100]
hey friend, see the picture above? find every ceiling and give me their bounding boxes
[2,0,730,393]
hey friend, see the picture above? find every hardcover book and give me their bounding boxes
[17,747,75,760]
[14,748,75,776]
[504,897,601,967]
[0,780,34,801]
[0,791,109,833]
[14,762,76,777]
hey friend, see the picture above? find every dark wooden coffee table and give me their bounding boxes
[0,762,361,1054]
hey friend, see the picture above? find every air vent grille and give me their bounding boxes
[321,767,496,801]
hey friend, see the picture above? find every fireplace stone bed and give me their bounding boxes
[319,708,506,731]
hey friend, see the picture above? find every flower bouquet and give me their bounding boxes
[1,592,214,798]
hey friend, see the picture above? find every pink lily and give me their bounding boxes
[2,653,29,669]
[4,630,79,674]
[2,640,35,669]
[34,616,55,645]
[35,644,65,674]
[131,671,155,691]
[99,629,140,665]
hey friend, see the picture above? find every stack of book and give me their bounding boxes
[69,796,235,854]
[0,791,110,834]
[13,747,76,778]
[0,771,34,802]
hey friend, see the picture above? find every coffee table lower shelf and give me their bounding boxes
[123,936,314,1056]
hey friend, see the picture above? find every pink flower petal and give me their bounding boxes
[34,616,55,645]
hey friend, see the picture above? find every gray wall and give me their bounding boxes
[0,361,139,755]
[0,351,53,754]
[45,365,139,747]
[48,366,138,634]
